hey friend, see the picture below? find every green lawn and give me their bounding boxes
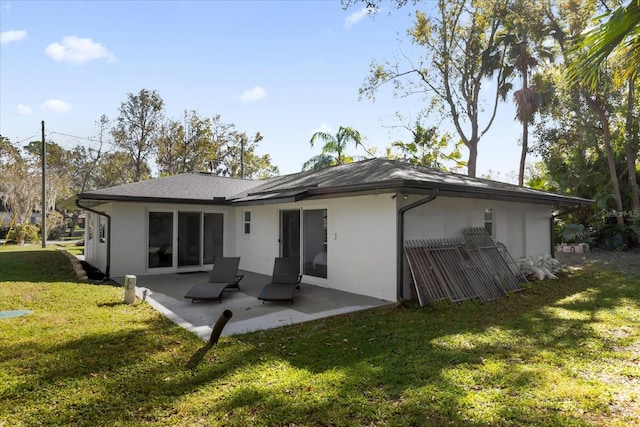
[1,246,638,426]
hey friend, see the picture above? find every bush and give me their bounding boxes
[6,224,40,244]
[592,223,636,250]
[47,226,66,241]
[559,223,589,244]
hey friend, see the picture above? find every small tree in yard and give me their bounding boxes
[0,136,41,242]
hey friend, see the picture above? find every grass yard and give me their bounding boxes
[1,246,639,426]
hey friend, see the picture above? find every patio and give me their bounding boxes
[113,269,392,340]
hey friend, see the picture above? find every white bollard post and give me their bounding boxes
[124,275,136,304]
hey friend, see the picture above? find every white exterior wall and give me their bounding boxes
[84,193,552,302]
[86,202,235,278]
[327,195,397,301]
[83,206,111,275]
[237,194,398,301]
[403,197,552,260]
[109,203,146,277]
[524,204,553,257]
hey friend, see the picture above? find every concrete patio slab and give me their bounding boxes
[113,270,392,340]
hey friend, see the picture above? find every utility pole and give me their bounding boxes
[41,120,46,248]
[240,135,245,179]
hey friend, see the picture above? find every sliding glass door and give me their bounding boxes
[303,209,327,278]
[280,210,301,260]
[148,212,173,268]
[148,210,223,270]
[203,213,224,264]
[178,212,201,267]
[280,208,327,279]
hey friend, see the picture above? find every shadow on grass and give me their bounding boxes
[2,260,638,425]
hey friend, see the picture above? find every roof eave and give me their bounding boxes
[306,179,594,206]
[74,193,232,207]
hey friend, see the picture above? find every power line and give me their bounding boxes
[48,131,103,143]
[15,134,39,144]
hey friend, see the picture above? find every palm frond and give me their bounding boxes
[566,0,640,88]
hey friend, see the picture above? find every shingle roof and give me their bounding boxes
[66,158,593,209]
[73,172,262,206]
[231,158,593,206]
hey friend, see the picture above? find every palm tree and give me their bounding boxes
[567,0,640,89]
[500,0,555,186]
[567,0,640,220]
[302,126,371,171]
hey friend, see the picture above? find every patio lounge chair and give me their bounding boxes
[257,257,302,303]
[184,257,244,303]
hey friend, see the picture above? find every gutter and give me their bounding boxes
[550,205,583,257]
[76,199,111,279]
[396,189,438,301]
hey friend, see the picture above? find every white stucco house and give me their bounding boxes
[59,158,592,302]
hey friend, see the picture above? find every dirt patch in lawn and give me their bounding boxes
[556,249,640,278]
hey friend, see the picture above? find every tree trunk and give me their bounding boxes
[585,94,625,226]
[626,77,639,212]
[467,140,478,178]
[519,121,528,186]
[68,212,79,238]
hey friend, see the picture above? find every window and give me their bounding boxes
[99,216,107,243]
[243,211,251,236]
[484,208,494,236]
[87,215,93,241]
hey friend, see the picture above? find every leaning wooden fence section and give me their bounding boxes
[405,227,528,306]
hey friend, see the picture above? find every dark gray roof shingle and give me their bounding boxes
[231,158,593,206]
[78,172,262,204]
[70,158,592,208]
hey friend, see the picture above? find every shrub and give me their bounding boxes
[47,226,66,241]
[6,224,40,244]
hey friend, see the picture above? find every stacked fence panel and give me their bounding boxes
[462,227,528,293]
[405,228,528,306]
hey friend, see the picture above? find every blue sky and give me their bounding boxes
[1,0,524,180]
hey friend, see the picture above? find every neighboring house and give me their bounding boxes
[59,158,592,302]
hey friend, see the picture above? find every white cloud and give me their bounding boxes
[41,99,71,113]
[239,86,267,103]
[45,36,115,65]
[344,7,377,29]
[1,29,27,44]
[16,104,32,115]
[312,123,332,134]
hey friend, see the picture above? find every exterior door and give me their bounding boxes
[178,211,201,267]
[280,210,300,260]
[148,211,173,269]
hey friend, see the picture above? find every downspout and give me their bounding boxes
[76,200,111,279]
[550,205,582,257]
[396,189,438,301]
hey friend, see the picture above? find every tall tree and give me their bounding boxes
[94,151,145,188]
[303,126,370,171]
[111,89,164,182]
[353,0,511,177]
[219,132,280,179]
[156,110,213,176]
[565,0,639,216]
[624,76,640,214]
[385,120,465,170]
[544,0,627,226]
[198,115,279,178]
[0,137,40,228]
[500,0,555,186]
[566,0,640,89]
